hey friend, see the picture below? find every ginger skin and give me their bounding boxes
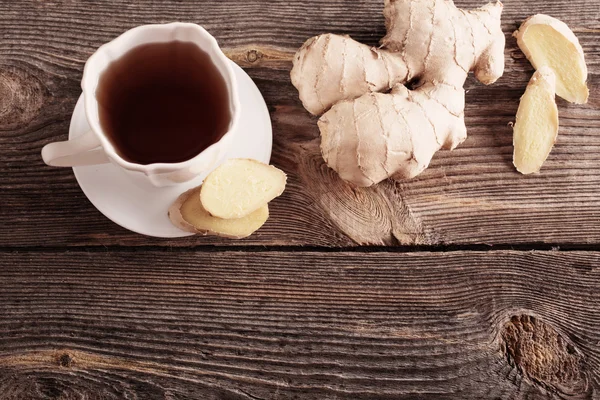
[291,0,505,187]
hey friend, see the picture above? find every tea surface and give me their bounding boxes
[97,41,231,164]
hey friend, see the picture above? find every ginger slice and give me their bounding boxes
[200,158,287,219]
[514,14,589,104]
[513,67,559,174]
[169,186,269,239]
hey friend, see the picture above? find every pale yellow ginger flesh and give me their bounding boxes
[169,186,269,239]
[290,0,505,186]
[201,158,287,219]
[514,14,589,104]
[513,67,559,174]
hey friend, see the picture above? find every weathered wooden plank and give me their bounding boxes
[0,0,599,247]
[0,250,598,399]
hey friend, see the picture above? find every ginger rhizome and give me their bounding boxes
[291,0,505,187]
[514,14,589,104]
[513,67,559,174]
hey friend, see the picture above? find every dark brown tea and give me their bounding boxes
[97,41,231,164]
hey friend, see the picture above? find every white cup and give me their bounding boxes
[41,23,240,187]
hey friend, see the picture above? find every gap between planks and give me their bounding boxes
[2,243,600,253]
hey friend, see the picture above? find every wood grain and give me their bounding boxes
[0,0,599,247]
[0,250,598,399]
[2,3,599,399]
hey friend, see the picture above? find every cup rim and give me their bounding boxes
[82,22,241,174]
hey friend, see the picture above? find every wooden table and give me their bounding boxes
[1,0,599,398]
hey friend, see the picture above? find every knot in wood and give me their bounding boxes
[501,315,587,393]
[0,67,45,130]
[246,49,261,64]
[58,353,73,368]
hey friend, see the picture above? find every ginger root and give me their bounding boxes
[200,159,287,219]
[290,0,505,186]
[514,14,589,104]
[513,67,559,174]
[169,186,269,239]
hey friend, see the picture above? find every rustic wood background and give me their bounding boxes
[1,0,599,398]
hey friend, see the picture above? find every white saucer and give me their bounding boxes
[70,61,272,238]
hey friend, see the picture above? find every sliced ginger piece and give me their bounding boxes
[513,67,559,174]
[514,14,589,104]
[169,186,269,238]
[201,158,287,219]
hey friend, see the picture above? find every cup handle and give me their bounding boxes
[41,131,110,167]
